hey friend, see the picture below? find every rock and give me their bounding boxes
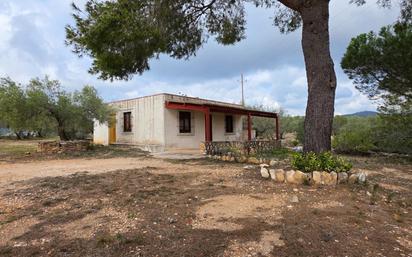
[260,163,269,168]
[274,169,286,183]
[312,171,322,185]
[358,172,367,184]
[292,146,303,152]
[290,195,299,203]
[293,170,308,184]
[167,217,177,224]
[229,156,235,162]
[348,174,359,184]
[260,167,270,179]
[338,172,348,184]
[330,172,338,185]
[321,171,334,185]
[285,170,296,184]
[243,165,255,170]
[248,157,260,164]
[269,160,278,166]
[236,156,247,163]
[268,169,276,180]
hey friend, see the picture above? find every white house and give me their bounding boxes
[93,93,280,152]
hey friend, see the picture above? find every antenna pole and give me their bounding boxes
[241,73,245,106]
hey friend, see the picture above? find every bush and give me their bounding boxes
[291,152,352,173]
[332,117,376,154]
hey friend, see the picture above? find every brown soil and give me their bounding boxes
[0,147,411,257]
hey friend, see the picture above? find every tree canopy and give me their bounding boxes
[341,22,412,107]
[0,76,111,140]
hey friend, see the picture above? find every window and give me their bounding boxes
[123,112,132,132]
[225,115,234,133]
[179,111,191,133]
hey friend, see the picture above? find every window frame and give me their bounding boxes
[123,112,132,132]
[225,115,234,134]
[179,111,192,134]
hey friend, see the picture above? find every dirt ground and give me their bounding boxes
[0,143,411,257]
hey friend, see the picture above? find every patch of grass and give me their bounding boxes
[0,141,37,157]
[0,215,21,226]
[115,233,145,245]
[96,233,115,246]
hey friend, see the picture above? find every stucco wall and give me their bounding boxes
[93,121,109,146]
[164,109,243,149]
[211,113,243,142]
[110,94,165,146]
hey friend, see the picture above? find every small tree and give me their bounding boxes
[0,78,32,139]
[341,18,412,154]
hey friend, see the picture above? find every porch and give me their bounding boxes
[165,101,281,155]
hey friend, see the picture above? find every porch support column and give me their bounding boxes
[247,113,252,141]
[204,108,211,142]
[275,114,280,141]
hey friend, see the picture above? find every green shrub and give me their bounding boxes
[291,152,352,173]
[332,117,376,154]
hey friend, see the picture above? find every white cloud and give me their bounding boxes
[0,0,398,115]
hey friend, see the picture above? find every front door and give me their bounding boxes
[109,114,116,144]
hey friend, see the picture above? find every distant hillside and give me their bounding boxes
[345,111,378,117]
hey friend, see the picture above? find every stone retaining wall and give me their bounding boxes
[204,140,281,156]
[37,140,90,154]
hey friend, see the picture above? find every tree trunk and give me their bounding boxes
[57,125,69,141]
[15,131,22,140]
[301,1,337,153]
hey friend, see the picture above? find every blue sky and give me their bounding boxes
[0,1,400,115]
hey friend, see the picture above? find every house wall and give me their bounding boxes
[93,121,109,146]
[110,94,165,147]
[164,109,243,149]
[164,109,205,149]
[211,113,243,141]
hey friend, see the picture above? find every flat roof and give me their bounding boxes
[109,93,277,116]
[109,93,243,108]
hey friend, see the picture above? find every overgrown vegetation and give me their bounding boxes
[291,151,353,173]
[339,18,412,155]
[0,76,111,140]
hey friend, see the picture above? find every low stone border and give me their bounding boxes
[38,140,90,154]
[208,154,283,166]
[260,164,367,186]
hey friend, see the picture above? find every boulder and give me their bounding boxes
[293,170,308,184]
[274,169,286,183]
[285,170,296,184]
[248,157,260,164]
[358,172,367,184]
[268,169,276,180]
[330,172,338,185]
[260,167,270,179]
[312,171,322,185]
[269,160,278,166]
[229,156,235,162]
[348,174,359,184]
[338,172,348,184]
[321,171,334,185]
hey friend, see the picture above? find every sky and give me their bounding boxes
[0,1,401,115]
